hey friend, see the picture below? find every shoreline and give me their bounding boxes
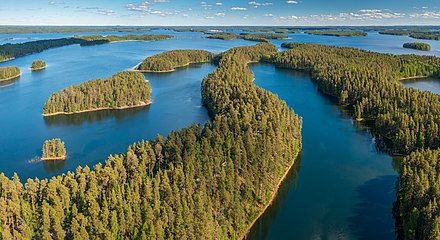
[399,75,430,81]
[0,57,15,63]
[240,149,301,240]
[41,156,66,161]
[43,101,151,117]
[134,61,211,72]
[0,73,21,82]
[31,66,47,71]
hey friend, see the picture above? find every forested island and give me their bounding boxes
[43,71,152,116]
[304,30,368,37]
[30,60,47,71]
[41,138,67,160]
[403,42,431,51]
[206,33,288,42]
[0,43,302,239]
[137,50,215,72]
[0,34,173,62]
[0,66,21,82]
[379,30,440,40]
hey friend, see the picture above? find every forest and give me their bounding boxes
[304,30,368,37]
[398,148,440,240]
[379,30,440,40]
[0,26,153,34]
[31,60,47,70]
[403,42,431,51]
[41,138,67,160]
[0,66,21,81]
[0,43,302,239]
[137,50,215,72]
[0,34,173,62]
[43,71,152,115]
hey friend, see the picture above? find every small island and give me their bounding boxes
[41,138,66,160]
[206,33,288,42]
[0,66,21,82]
[304,30,368,37]
[137,50,215,72]
[77,34,174,46]
[31,60,47,71]
[43,71,152,116]
[403,42,431,51]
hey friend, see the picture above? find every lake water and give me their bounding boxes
[0,29,439,239]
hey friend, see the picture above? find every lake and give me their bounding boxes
[0,29,438,239]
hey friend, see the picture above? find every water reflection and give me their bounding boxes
[44,105,151,126]
[42,159,67,173]
[0,76,20,87]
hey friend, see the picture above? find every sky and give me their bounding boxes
[0,0,439,26]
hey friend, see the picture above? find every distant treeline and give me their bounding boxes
[0,43,302,239]
[0,66,21,81]
[43,71,152,115]
[0,26,153,34]
[403,42,431,51]
[206,33,288,42]
[0,34,173,62]
[304,30,368,37]
[379,30,440,40]
[137,50,215,72]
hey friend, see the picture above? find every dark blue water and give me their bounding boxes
[401,78,440,94]
[248,64,398,240]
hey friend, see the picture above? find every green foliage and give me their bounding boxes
[0,43,302,239]
[304,30,368,37]
[403,42,432,51]
[0,66,21,81]
[409,32,440,41]
[42,138,66,159]
[206,33,240,40]
[271,42,440,154]
[137,50,215,72]
[31,60,46,70]
[399,149,440,240]
[379,30,440,40]
[43,71,152,115]
[0,26,153,34]
[76,34,173,45]
[206,33,288,42]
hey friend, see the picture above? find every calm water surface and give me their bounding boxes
[401,78,440,94]
[0,29,439,239]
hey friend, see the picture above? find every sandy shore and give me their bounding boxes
[31,66,47,71]
[399,76,429,81]
[41,156,66,161]
[43,101,151,117]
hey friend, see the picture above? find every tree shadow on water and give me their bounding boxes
[348,175,398,240]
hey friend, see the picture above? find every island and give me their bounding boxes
[43,71,152,116]
[304,30,368,37]
[0,66,21,82]
[0,34,174,62]
[379,30,440,40]
[137,50,215,72]
[403,42,431,51]
[30,60,47,71]
[206,33,288,42]
[41,138,66,160]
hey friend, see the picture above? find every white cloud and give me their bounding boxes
[264,13,273,17]
[97,9,115,15]
[215,2,223,6]
[215,12,226,17]
[231,7,247,10]
[152,0,168,2]
[126,2,151,12]
[48,1,65,5]
[410,11,440,19]
[248,1,273,8]
[286,1,298,4]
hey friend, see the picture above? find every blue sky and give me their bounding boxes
[1,0,439,26]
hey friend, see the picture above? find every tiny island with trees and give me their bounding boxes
[0,66,21,82]
[41,138,67,160]
[403,42,432,51]
[30,60,47,71]
[43,71,152,116]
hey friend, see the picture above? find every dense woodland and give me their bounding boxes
[304,30,367,37]
[379,30,440,40]
[31,60,47,70]
[0,43,302,239]
[43,71,152,115]
[0,35,173,62]
[0,26,153,34]
[137,50,215,72]
[0,66,21,81]
[42,138,67,160]
[398,148,440,240]
[403,42,431,51]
